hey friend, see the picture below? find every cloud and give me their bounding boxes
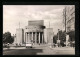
[3,5,65,35]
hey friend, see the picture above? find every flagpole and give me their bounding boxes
[19,22,20,29]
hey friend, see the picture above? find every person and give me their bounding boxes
[19,44,21,46]
[16,43,17,46]
[7,43,10,49]
[39,43,40,45]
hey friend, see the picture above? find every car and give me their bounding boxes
[3,43,10,48]
[25,43,32,48]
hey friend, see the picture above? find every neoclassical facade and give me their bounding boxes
[24,25,44,44]
[14,20,53,45]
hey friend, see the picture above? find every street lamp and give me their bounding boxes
[57,29,60,47]
[58,29,60,40]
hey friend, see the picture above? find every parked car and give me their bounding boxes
[3,43,10,48]
[25,43,32,48]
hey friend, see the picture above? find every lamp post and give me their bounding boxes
[64,6,69,47]
[57,29,60,47]
[58,29,60,40]
[63,6,68,47]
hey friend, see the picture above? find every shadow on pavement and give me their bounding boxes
[3,48,43,55]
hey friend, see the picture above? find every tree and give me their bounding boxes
[58,30,66,46]
[57,30,66,42]
[53,35,58,44]
[3,32,14,44]
[53,30,66,46]
[68,31,75,41]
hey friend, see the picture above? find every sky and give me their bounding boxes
[3,5,65,35]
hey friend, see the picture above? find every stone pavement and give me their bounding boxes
[49,47,75,55]
[3,47,26,51]
[3,48,8,51]
[50,46,75,50]
[3,44,75,55]
[33,44,47,47]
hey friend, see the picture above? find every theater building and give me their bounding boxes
[14,20,53,45]
[24,20,45,44]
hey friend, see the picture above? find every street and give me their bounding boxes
[3,44,75,55]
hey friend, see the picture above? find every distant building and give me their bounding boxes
[14,20,53,45]
[44,28,53,44]
[16,29,24,45]
[63,5,75,47]
[63,5,75,33]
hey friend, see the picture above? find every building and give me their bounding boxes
[14,20,53,45]
[24,20,45,44]
[63,5,75,47]
[44,28,53,44]
[63,5,75,32]
[16,29,24,45]
[66,5,75,33]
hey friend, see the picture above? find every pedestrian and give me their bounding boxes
[39,43,40,45]
[7,43,10,49]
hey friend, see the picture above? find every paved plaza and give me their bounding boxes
[3,44,75,55]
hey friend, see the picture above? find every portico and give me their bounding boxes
[23,24,45,44]
[25,32,44,44]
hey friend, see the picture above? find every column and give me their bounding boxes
[35,32,37,44]
[27,33,28,43]
[29,32,31,42]
[27,33,28,42]
[24,32,25,43]
[26,33,28,43]
[28,32,29,43]
[28,32,30,42]
[25,32,26,43]
[25,33,27,43]
[42,33,43,44]
[32,32,33,43]
[24,31,25,43]
[39,32,40,44]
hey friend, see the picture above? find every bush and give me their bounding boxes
[3,32,14,44]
